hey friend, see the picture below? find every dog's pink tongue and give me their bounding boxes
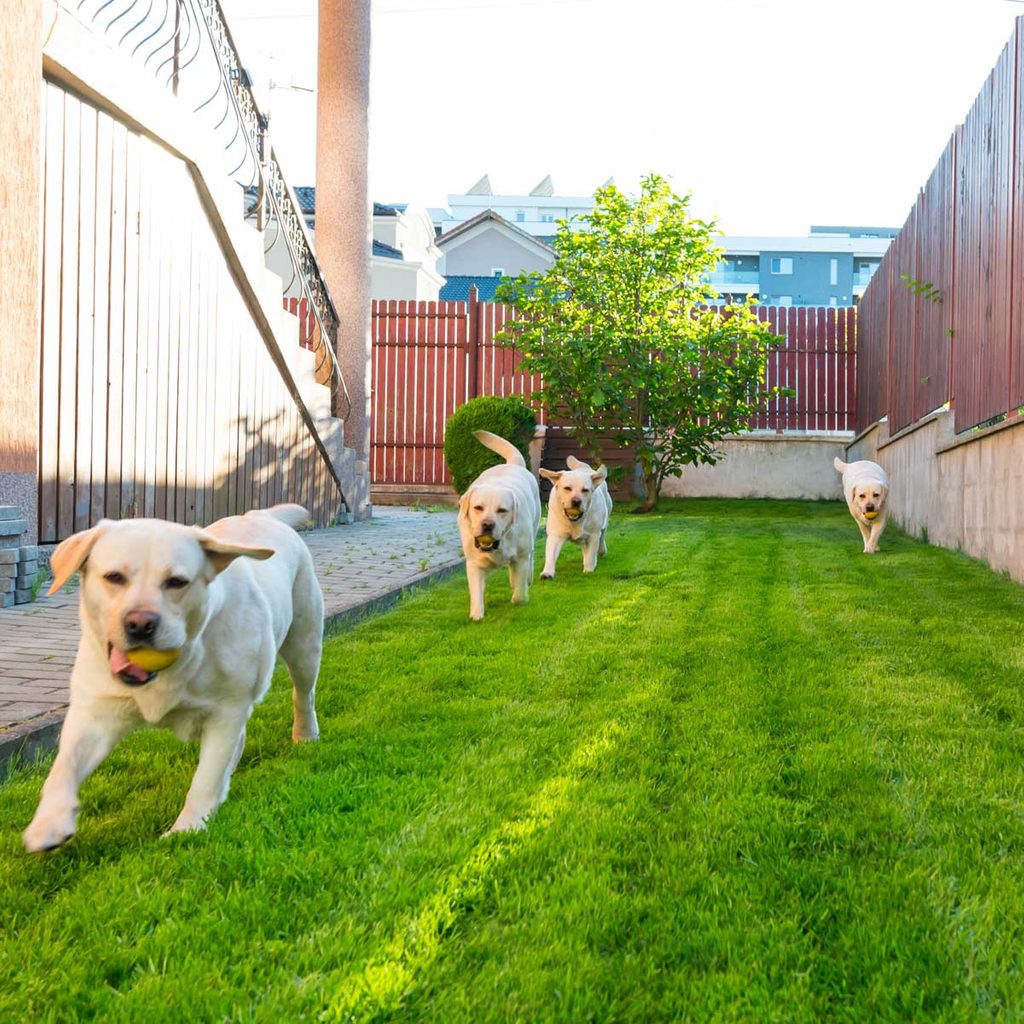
[109,646,149,683]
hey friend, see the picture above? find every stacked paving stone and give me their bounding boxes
[0,507,39,607]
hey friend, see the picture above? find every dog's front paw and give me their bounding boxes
[23,804,78,853]
[540,571,554,580]
[164,808,210,837]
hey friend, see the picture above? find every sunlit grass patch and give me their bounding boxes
[2,499,1024,1021]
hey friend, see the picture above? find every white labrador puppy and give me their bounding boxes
[834,457,890,554]
[457,430,541,621]
[23,504,323,852]
[538,455,612,579]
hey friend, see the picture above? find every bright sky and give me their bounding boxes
[223,0,1024,235]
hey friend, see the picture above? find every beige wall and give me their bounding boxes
[370,258,443,301]
[848,412,1024,581]
[440,228,554,277]
[661,435,847,500]
[36,81,346,541]
[0,1,42,541]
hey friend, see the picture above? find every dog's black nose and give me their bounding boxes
[481,519,495,532]
[124,610,160,642]
[865,504,875,512]
[570,498,582,508]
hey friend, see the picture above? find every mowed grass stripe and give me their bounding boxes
[1,501,1024,1022]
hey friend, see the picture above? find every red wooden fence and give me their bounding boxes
[857,17,1024,435]
[371,294,857,488]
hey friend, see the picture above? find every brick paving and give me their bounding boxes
[0,507,462,740]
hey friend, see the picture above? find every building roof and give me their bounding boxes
[293,186,316,215]
[435,209,556,253]
[439,275,507,302]
[717,234,893,256]
[372,239,403,260]
[280,189,403,219]
[810,225,899,239]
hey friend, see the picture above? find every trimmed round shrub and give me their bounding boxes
[444,395,538,494]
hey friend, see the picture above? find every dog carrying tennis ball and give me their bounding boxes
[126,647,182,672]
[863,510,879,520]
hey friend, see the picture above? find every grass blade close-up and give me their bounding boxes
[2,499,1024,1022]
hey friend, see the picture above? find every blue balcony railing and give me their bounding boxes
[706,270,759,286]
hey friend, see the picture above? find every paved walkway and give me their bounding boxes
[0,507,462,752]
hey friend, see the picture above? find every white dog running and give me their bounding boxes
[834,457,890,554]
[457,430,541,620]
[538,455,612,579]
[23,504,323,852]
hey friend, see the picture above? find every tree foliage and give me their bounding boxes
[496,174,785,512]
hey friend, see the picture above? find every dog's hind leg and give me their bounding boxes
[279,562,323,742]
[280,626,322,742]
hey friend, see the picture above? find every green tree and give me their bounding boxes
[496,173,784,512]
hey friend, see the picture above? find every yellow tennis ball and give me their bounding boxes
[863,511,878,521]
[127,647,182,672]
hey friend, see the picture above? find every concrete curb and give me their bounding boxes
[0,558,463,783]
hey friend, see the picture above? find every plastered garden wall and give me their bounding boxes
[848,411,1024,582]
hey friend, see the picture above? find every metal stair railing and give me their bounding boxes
[73,0,352,422]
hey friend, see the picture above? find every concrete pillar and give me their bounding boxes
[316,0,372,479]
[0,1,42,543]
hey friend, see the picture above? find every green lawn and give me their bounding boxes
[3,499,1024,1022]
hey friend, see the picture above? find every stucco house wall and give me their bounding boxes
[439,228,554,277]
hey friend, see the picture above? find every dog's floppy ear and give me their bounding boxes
[458,489,473,522]
[878,482,889,505]
[195,531,275,575]
[566,455,584,470]
[538,468,562,482]
[48,521,113,595]
[591,464,608,486]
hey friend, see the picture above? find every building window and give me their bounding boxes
[770,257,793,275]
[829,258,838,286]
[491,267,505,277]
[829,296,838,307]
[514,211,525,223]
[539,213,554,223]
[778,295,793,306]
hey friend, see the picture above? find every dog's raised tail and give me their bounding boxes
[833,457,849,473]
[474,430,526,468]
[260,503,314,531]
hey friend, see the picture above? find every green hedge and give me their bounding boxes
[444,396,538,494]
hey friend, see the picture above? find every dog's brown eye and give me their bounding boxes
[582,488,591,494]
[473,505,484,513]
[163,576,189,590]
[497,507,508,514]
[103,571,127,586]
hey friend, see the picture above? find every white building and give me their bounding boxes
[435,174,603,242]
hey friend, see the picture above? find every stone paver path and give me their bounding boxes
[0,507,462,739]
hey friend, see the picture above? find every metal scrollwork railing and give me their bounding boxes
[73,0,352,421]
